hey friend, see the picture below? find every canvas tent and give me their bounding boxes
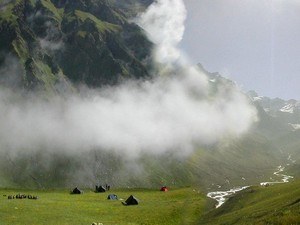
[71,187,83,194]
[160,186,169,192]
[95,185,106,193]
[107,194,118,200]
[122,195,139,206]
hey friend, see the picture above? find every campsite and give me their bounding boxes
[1,0,300,224]
[0,187,205,225]
[2,180,300,224]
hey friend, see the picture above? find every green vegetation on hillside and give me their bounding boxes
[0,0,152,92]
[40,0,63,23]
[200,180,300,225]
[0,0,20,25]
[75,10,121,34]
[187,132,284,190]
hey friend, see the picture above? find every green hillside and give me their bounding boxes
[200,180,300,225]
[189,132,285,190]
[0,0,153,92]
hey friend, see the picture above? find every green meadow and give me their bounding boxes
[0,188,205,225]
[2,180,300,225]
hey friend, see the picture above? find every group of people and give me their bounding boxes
[7,193,38,200]
[105,184,110,191]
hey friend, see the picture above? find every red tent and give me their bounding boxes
[160,186,168,192]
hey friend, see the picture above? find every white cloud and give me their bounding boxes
[0,73,257,157]
[137,0,187,65]
[0,0,258,159]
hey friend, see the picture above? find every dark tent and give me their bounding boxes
[107,194,118,200]
[95,185,106,193]
[71,187,83,194]
[160,186,169,192]
[122,195,139,206]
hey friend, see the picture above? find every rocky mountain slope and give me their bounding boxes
[248,91,300,131]
[246,90,300,170]
[0,0,153,93]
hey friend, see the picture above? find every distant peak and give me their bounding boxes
[196,63,207,73]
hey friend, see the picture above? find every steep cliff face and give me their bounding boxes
[0,0,153,92]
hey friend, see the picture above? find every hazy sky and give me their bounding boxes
[181,0,300,100]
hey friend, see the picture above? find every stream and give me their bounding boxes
[207,156,295,208]
[260,165,294,186]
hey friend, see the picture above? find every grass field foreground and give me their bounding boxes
[0,188,205,225]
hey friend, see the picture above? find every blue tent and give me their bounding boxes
[107,194,118,200]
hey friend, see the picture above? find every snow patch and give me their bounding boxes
[280,104,295,113]
[253,96,263,102]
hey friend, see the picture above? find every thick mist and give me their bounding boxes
[0,74,256,156]
[0,0,257,188]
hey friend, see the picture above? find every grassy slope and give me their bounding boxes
[276,130,300,157]
[200,180,300,225]
[75,10,121,34]
[270,129,300,178]
[40,0,63,23]
[0,188,205,225]
[0,0,151,92]
[0,0,20,25]
[188,132,284,190]
[3,181,300,225]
